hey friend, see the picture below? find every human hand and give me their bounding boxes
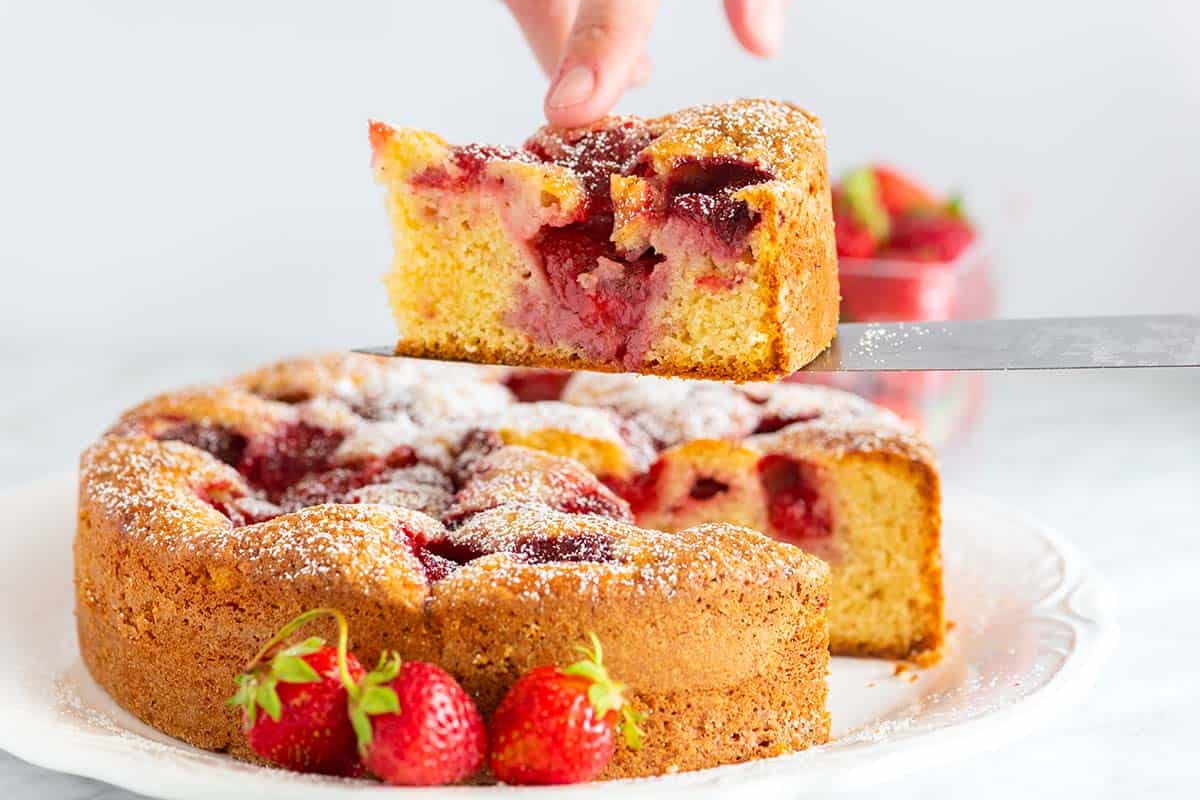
[504,0,788,127]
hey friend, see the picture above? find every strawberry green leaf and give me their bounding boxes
[367,652,402,685]
[563,659,607,685]
[348,652,402,756]
[278,637,325,659]
[271,655,320,684]
[359,685,400,716]
[226,677,259,723]
[620,706,647,750]
[843,167,890,242]
[255,680,282,722]
[590,633,604,664]
[946,193,966,219]
[586,681,622,718]
[572,631,604,664]
[349,705,374,755]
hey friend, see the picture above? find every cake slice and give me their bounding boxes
[370,98,839,381]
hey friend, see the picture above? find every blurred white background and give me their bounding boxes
[3,0,1198,348]
[1,2,1197,798]
[3,0,1197,483]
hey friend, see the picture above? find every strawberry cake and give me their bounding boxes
[370,98,839,381]
[75,355,832,779]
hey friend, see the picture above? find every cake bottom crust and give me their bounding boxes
[390,337,812,385]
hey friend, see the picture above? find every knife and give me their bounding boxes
[356,314,1200,372]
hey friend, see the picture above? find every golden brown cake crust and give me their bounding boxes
[645,99,828,184]
[75,357,833,779]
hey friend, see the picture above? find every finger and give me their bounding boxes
[723,0,787,57]
[503,0,580,75]
[628,53,652,87]
[544,0,660,127]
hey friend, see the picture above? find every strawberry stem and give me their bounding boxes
[241,607,359,699]
[563,632,646,750]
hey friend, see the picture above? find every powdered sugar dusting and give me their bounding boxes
[561,372,758,447]
[82,351,923,597]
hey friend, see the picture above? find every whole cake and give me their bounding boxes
[75,355,833,779]
[370,98,839,381]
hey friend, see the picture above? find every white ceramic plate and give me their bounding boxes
[0,473,1115,799]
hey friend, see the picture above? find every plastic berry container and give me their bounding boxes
[838,239,995,325]
[790,243,996,445]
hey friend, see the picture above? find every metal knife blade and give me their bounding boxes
[356,314,1200,372]
[801,314,1200,372]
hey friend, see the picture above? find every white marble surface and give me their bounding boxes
[1,342,1197,798]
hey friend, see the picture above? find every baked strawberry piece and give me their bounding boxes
[371,99,838,381]
[442,445,633,526]
[574,374,945,664]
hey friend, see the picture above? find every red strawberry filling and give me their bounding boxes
[274,447,422,510]
[503,370,572,402]
[688,476,729,501]
[153,419,248,467]
[756,455,833,542]
[415,531,615,583]
[239,422,347,496]
[194,479,280,527]
[553,481,633,520]
[753,411,822,434]
[409,121,773,364]
[276,464,383,513]
[413,547,462,582]
[604,459,664,516]
[411,144,538,191]
[664,158,773,254]
[513,534,614,564]
[532,222,664,354]
[420,538,489,568]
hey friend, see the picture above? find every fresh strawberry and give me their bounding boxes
[488,634,645,785]
[228,610,366,776]
[882,210,975,262]
[833,164,976,264]
[840,167,891,245]
[835,218,878,259]
[348,656,486,786]
[872,165,936,216]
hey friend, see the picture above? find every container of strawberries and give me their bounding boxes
[792,165,995,444]
[834,165,993,324]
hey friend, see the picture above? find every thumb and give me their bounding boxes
[544,0,659,127]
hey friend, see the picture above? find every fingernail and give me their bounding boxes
[547,65,595,109]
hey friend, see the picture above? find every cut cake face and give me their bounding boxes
[371,98,839,381]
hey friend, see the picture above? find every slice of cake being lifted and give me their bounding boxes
[370,98,839,382]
